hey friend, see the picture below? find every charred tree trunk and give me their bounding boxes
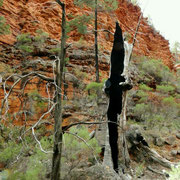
[104,22,126,173]
[95,0,99,82]
[51,1,66,180]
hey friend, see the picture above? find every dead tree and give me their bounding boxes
[104,22,132,173]
[94,0,99,82]
[51,0,66,179]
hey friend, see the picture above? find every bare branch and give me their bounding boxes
[63,120,121,132]
[129,12,143,62]
[32,127,53,154]
[66,131,99,164]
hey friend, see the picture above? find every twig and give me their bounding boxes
[62,121,120,132]
[66,131,99,164]
[147,166,167,176]
[32,127,53,154]
[129,12,143,62]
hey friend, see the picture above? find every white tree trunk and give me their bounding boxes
[118,41,133,167]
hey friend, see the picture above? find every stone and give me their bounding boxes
[170,150,177,156]
[176,133,180,139]
[165,136,176,145]
[154,137,165,147]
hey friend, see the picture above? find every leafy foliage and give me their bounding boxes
[0,141,22,164]
[0,0,10,35]
[85,80,105,99]
[66,14,92,35]
[16,29,49,54]
[74,0,118,10]
[157,85,175,94]
[61,126,101,178]
[0,16,10,35]
[136,57,174,84]
[168,164,180,180]
[16,33,34,53]
[0,0,3,6]
[139,84,153,91]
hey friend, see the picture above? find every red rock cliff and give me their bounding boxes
[0,0,174,68]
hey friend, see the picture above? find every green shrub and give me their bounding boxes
[8,136,52,179]
[74,69,88,80]
[34,29,49,50]
[162,96,177,106]
[17,44,34,53]
[62,126,101,178]
[16,30,49,54]
[0,141,22,164]
[16,33,34,53]
[86,82,103,91]
[157,85,175,94]
[168,164,180,180]
[66,14,92,35]
[48,47,61,54]
[0,0,3,6]
[85,81,105,100]
[0,1,10,34]
[136,90,148,103]
[133,103,150,121]
[139,84,153,91]
[136,57,174,84]
[0,16,10,35]
[17,33,32,44]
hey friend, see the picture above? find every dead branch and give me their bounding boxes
[66,131,99,164]
[0,71,55,118]
[32,127,53,154]
[20,103,56,137]
[63,121,121,132]
[147,166,167,176]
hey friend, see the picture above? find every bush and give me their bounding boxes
[0,141,22,164]
[157,85,175,94]
[168,164,180,180]
[139,84,153,91]
[16,33,34,53]
[66,14,92,35]
[136,90,149,103]
[162,96,177,107]
[8,136,52,180]
[136,57,174,84]
[61,126,101,178]
[34,29,49,50]
[16,30,49,54]
[0,16,10,35]
[0,0,10,35]
[85,81,105,100]
[133,103,151,121]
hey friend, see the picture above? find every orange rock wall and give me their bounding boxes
[0,0,175,125]
[0,0,175,68]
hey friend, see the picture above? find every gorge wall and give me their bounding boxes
[0,0,175,124]
[0,0,175,68]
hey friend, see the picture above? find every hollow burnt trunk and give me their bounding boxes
[105,22,126,173]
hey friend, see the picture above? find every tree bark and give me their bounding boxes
[95,0,99,82]
[118,41,133,167]
[105,22,125,173]
[51,1,66,180]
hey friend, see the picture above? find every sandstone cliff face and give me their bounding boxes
[0,0,174,68]
[0,0,175,123]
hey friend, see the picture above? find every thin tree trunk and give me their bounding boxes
[51,1,66,180]
[118,42,132,167]
[95,0,99,82]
